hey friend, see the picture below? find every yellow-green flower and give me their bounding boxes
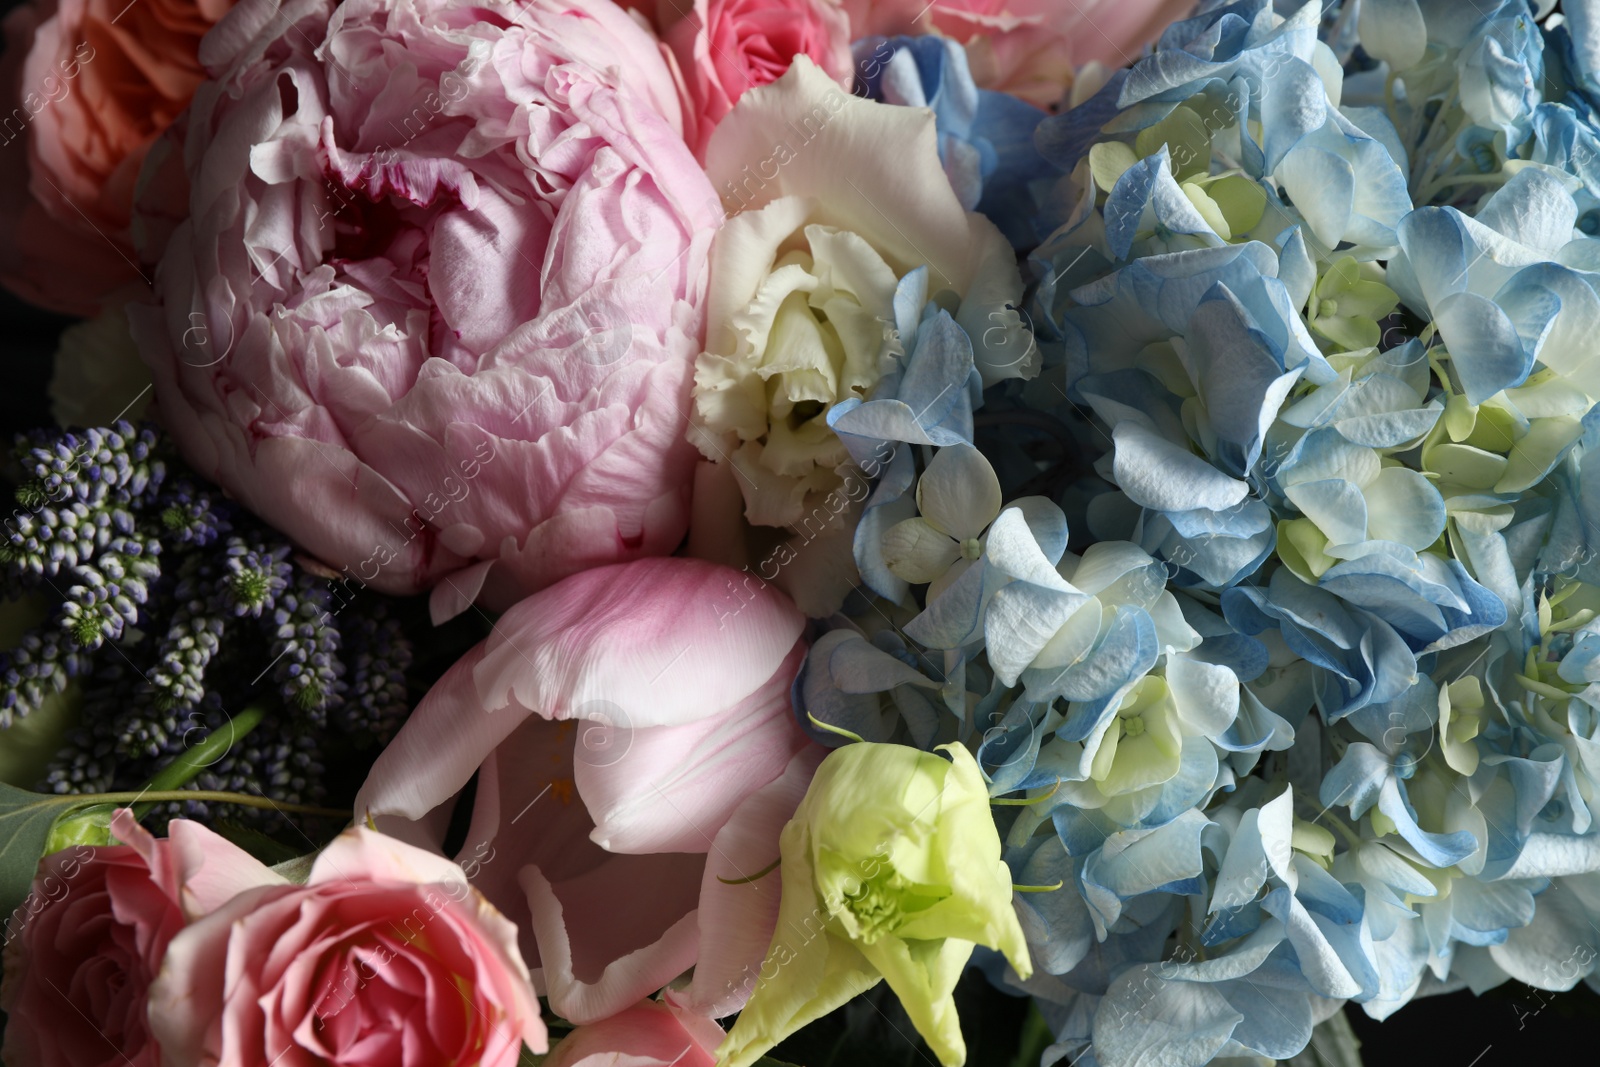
[717,742,1031,1067]
[1306,256,1398,351]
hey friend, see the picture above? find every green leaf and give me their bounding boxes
[0,782,78,922]
[136,705,266,814]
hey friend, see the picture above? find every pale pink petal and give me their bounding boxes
[543,999,721,1067]
[521,855,704,1025]
[576,640,809,854]
[357,559,806,825]
[308,825,474,891]
[354,643,519,822]
[449,715,604,972]
[470,558,805,729]
[112,809,287,920]
[674,746,825,1017]
[146,884,299,1067]
[430,559,497,625]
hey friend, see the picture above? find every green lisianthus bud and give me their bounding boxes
[718,742,1031,1067]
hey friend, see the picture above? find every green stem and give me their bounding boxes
[77,791,349,819]
[1414,170,1507,207]
[1321,812,1365,851]
[717,856,782,885]
[143,706,267,798]
[806,713,865,744]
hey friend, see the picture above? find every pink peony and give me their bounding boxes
[544,997,724,1067]
[840,0,1195,107]
[148,824,547,1067]
[129,0,721,619]
[655,0,853,159]
[355,557,826,1024]
[0,811,282,1067]
[0,0,233,315]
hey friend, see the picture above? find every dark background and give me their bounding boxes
[0,0,1598,1064]
[0,289,68,432]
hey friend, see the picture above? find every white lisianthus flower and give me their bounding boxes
[691,57,1035,528]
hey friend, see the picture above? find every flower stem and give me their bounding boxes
[86,791,350,818]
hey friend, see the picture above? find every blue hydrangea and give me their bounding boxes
[786,4,1600,1062]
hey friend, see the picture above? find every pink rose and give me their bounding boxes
[840,0,1194,107]
[148,825,547,1067]
[0,0,233,315]
[545,997,724,1067]
[0,811,281,1067]
[355,557,826,1024]
[656,0,853,158]
[129,0,721,619]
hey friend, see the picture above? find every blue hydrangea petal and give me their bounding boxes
[1113,422,1250,512]
[1023,607,1159,704]
[1014,835,1097,975]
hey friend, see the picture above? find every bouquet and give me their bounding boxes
[5,0,1600,1065]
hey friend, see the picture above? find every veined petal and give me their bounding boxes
[1112,422,1248,512]
[916,443,1003,540]
[576,643,809,854]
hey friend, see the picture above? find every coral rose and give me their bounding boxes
[0,0,232,315]
[129,0,721,619]
[148,825,547,1067]
[0,810,280,1067]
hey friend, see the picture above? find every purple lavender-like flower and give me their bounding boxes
[5,421,446,834]
[271,575,344,719]
[0,628,83,728]
[222,535,292,618]
[339,605,413,744]
[144,555,226,712]
[158,474,231,547]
